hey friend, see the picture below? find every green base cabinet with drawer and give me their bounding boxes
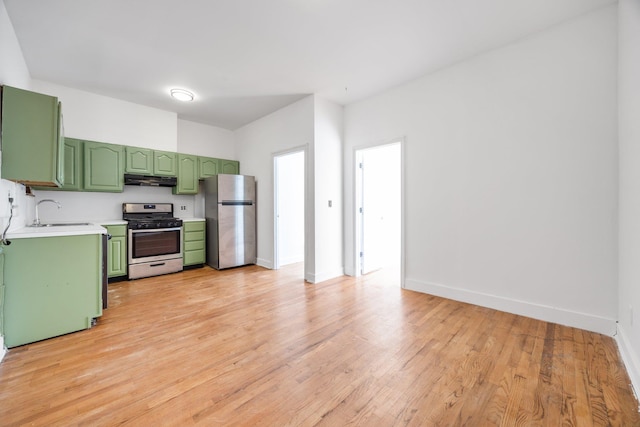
[3,234,103,348]
[183,220,205,267]
[105,224,127,278]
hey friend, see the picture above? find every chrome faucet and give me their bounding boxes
[34,199,62,226]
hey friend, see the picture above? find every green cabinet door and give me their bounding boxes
[1,85,64,187]
[198,156,219,179]
[220,159,240,175]
[154,150,177,176]
[3,234,103,348]
[60,138,83,190]
[32,137,83,191]
[183,221,205,266]
[125,147,152,174]
[84,141,125,192]
[105,225,127,278]
[173,154,199,194]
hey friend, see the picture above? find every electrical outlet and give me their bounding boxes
[180,205,187,211]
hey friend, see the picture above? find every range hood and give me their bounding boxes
[124,174,177,187]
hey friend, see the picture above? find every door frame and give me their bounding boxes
[273,145,307,270]
[353,138,405,287]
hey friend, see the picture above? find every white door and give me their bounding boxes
[359,143,401,275]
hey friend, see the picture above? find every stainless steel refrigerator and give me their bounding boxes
[204,174,257,269]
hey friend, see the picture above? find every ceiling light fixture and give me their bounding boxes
[170,88,194,102]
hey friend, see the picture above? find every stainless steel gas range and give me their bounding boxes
[123,203,183,279]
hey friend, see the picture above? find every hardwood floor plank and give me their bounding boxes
[0,265,638,426]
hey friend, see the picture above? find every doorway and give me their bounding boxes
[355,142,402,284]
[274,149,305,272]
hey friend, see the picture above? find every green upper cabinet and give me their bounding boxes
[1,85,64,187]
[60,138,83,190]
[220,159,240,175]
[198,156,219,179]
[125,147,152,175]
[154,150,177,176]
[125,147,177,177]
[32,137,83,191]
[84,141,124,192]
[173,154,198,195]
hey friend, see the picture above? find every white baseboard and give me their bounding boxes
[616,325,640,408]
[279,256,304,266]
[305,268,345,284]
[0,336,5,364]
[256,258,273,269]
[405,278,617,336]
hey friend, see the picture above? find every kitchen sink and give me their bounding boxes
[29,222,92,227]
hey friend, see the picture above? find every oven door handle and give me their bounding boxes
[129,226,183,233]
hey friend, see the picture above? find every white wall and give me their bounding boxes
[617,0,640,398]
[313,97,344,282]
[0,0,29,90]
[30,80,178,151]
[344,6,618,335]
[177,119,235,160]
[235,96,314,272]
[34,186,198,222]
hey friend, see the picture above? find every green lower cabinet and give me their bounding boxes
[3,234,103,348]
[105,224,127,278]
[183,221,205,266]
[0,252,4,337]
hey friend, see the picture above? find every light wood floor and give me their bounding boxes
[0,264,638,426]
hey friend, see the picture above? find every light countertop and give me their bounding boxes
[6,218,204,239]
[6,223,107,239]
[96,220,128,226]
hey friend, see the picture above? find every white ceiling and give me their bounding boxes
[4,0,615,130]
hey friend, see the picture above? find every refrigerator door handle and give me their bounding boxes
[220,200,253,206]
